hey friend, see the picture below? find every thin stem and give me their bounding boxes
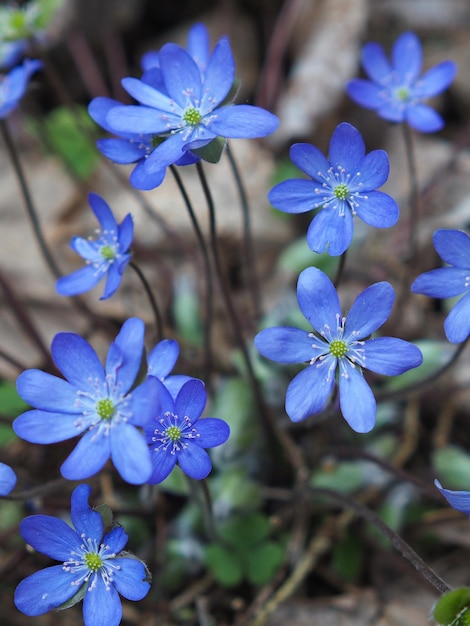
[0,119,61,280]
[402,122,420,259]
[226,142,262,318]
[309,487,451,594]
[4,476,72,501]
[170,165,213,383]
[129,261,163,342]
[333,250,347,288]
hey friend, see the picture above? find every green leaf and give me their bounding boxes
[172,274,202,347]
[245,541,284,586]
[433,446,470,491]
[332,535,363,583]
[218,513,271,549]
[204,544,243,587]
[211,468,262,514]
[433,587,470,625]
[310,460,364,495]
[278,236,338,277]
[192,136,226,163]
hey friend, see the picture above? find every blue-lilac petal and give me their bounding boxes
[89,192,117,232]
[434,229,470,268]
[344,282,394,338]
[52,332,104,387]
[289,143,331,180]
[0,462,16,495]
[435,479,470,516]
[444,292,470,344]
[174,379,206,421]
[160,44,202,107]
[407,103,443,133]
[361,337,423,375]
[149,451,177,484]
[411,267,468,298]
[361,42,391,81]
[200,37,234,110]
[353,190,399,228]
[147,339,179,378]
[195,418,231,447]
[13,409,86,443]
[112,558,150,599]
[178,445,212,479]
[354,150,390,189]
[60,430,111,479]
[346,79,383,109]
[111,423,152,484]
[306,205,354,256]
[393,32,422,80]
[328,122,365,172]
[16,370,80,413]
[297,266,340,330]
[71,484,103,539]
[255,327,314,364]
[210,104,279,138]
[286,364,335,422]
[267,179,317,214]
[56,265,103,296]
[83,576,122,626]
[20,516,81,560]
[416,61,457,98]
[339,366,376,433]
[14,566,78,616]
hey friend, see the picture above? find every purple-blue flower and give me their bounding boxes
[13,318,159,484]
[0,461,16,495]
[346,32,457,133]
[14,484,150,625]
[435,479,470,516]
[145,378,230,483]
[56,192,133,300]
[254,267,423,432]
[0,58,41,118]
[411,229,470,344]
[105,32,278,177]
[268,122,398,256]
[147,338,193,398]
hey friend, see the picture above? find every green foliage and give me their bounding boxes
[433,588,470,625]
[278,236,338,277]
[310,460,365,495]
[433,446,470,490]
[0,0,64,41]
[192,136,226,163]
[0,381,27,445]
[210,468,262,515]
[332,535,363,583]
[172,275,203,347]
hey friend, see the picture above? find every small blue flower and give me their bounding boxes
[145,378,230,483]
[411,229,470,344]
[0,58,41,118]
[268,122,398,256]
[14,484,150,625]
[147,338,193,398]
[255,267,423,433]
[346,32,457,133]
[56,192,133,300]
[0,461,16,495]
[435,479,470,516]
[13,318,159,484]
[105,33,279,176]
[0,40,27,70]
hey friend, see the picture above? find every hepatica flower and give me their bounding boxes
[0,461,16,495]
[13,318,159,484]
[435,480,470,517]
[15,484,150,625]
[56,192,133,300]
[255,267,423,433]
[268,122,398,256]
[347,31,457,132]
[411,229,470,344]
[0,58,41,118]
[145,378,230,483]
[105,32,279,176]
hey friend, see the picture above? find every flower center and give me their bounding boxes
[334,183,349,201]
[166,424,182,441]
[329,339,348,358]
[84,552,103,572]
[183,107,202,126]
[96,398,115,421]
[395,86,410,101]
[100,244,116,260]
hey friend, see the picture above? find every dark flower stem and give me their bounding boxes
[0,119,61,280]
[170,165,214,384]
[333,250,347,288]
[402,122,419,259]
[225,142,262,318]
[4,476,72,501]
[186,477,217,541]
[310,487,451,594]
[129,261,163,342]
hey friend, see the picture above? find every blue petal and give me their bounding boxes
[129,159,166,190]
[411,267,468,298]
[56,265,103,296]
[268,179,317,214]
[339,365,376,433]
[352,149,390,190]
[147,338,179,378]
[353,190,399,228]
[160,43,202,107]
[148,449,177,484]
[435,479,470,516]
[255,327,315,364]
[200,37,234,113]
[195,418,230,447]
[128,377,163,427]
[392,32,422,82]
[306,205,354,256]
[111,423,152,484]
[406,103,444,133]
[88,193,118,233]
[376,100,405,123]
[100,258,129,299]
[13,409,87,443]
[122,76,175,111]
[14,566,77,616]
[16,369,81,413]
[70,484,104,540]
[107,104,177,134]
[414,61,457,98]
[141,131,186,172]
[103,526,128,554]
[361,42,391,82]
[297,267,341,332]
[289,142,330,180]
[328,123,365,172]
[141,50,160,71]
[285,364,335,422]
[52,332,105,389]
[0,462,16,495]
[345,282,395,339]
[60,430,111,480]
[96,138,145,164]
[444,291,470,344]
[83,576,122,626]
[178,443,212,479]
[175,379,206,422]
[112,558,150,600]
[119,213,134,251]
[20,515,79,559]
[70,237,100,260]
[88,97,122,132]
[433,229,470,268]
[209,104,279,138]
[163,374,194,399]
[110,318,144,393]
[346,79,383,109]
[361,337,423,374]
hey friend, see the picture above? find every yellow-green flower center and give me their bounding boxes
[101,245,116,260]
[84,552,103,572]
[396,86,410,101]
[97,398,115,421]
[334,183,349,201]
[166,425,182,441]
[183,107,202,126]
[329,339,348,359]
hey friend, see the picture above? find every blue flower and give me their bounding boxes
[0,461,16,495]
[56,193,133,300]
[268,123,398,256]
[105,33,279,177]
[13,318,159,484]
[411,229,470,344]
[435,480,470,516]
[254,267,423,432]
[14,484,150,625]
[145,378,230,483]
[346,32,457,133]
[0,58,41,118]
[147,338,193,398]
